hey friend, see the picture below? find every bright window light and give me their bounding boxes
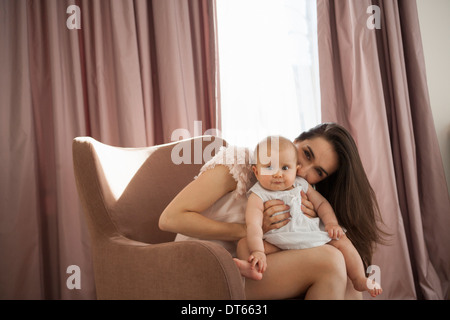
[216,0,321,148]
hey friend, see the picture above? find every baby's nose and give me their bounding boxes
[273,169,282,177]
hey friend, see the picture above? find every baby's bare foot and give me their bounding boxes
[353,277,382,297]
[366,278,383,297]
[233,258,263,281]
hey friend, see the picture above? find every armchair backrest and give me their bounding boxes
[73,136,226,244]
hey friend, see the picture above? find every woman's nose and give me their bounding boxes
[297,164,310,177]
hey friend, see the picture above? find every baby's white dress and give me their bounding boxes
[249,177,331,250]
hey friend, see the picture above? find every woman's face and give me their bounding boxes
[294,137,339,185]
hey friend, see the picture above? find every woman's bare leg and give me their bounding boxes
[245,245,347,300]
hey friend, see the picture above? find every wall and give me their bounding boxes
[416,0,450,194]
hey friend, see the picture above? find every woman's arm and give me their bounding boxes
[159,165,246,241]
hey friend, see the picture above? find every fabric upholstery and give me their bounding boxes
[72,135,245,299]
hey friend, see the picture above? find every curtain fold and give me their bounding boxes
[317,0,450,299]
[0,0,218,299]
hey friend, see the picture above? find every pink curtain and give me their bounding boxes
[0,0,218,299]
[317,0,450,299]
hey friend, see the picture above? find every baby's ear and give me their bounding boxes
[252,165,258,176]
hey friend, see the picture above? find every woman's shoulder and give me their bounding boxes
[198,145,256,196]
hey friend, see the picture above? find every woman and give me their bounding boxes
[159,123,385,299]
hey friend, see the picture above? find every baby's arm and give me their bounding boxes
[305,185,343,240]
[245,193,267,273]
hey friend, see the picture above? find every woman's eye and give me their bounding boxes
[304,149,311,160]
[316,169,323,177]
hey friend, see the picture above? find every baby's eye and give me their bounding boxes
[282,166,289,170]
[266,165,273,170]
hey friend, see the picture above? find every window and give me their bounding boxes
[216,0,321,148]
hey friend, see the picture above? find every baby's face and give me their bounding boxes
[253,145,298,191]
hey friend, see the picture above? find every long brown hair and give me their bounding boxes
[296,123,387,269]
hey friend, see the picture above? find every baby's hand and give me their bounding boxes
[248,251,267,274]
[325,223,344,240]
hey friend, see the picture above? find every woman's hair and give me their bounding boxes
[295,123,387,269]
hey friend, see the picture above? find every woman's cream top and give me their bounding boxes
[175,146,256,257]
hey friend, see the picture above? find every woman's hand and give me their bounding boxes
[301,191,317,218]
[261,191,318,233]
[262,200,291,233]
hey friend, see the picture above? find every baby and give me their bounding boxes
[234,136,382,297]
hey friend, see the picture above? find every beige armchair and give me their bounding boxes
[72,136,245,300]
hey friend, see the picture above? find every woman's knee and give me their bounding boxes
[319,245,347,279]
[303,245,347,299]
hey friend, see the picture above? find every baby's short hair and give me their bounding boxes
[253,135,297,165]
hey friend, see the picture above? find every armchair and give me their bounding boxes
[72,136,245,300]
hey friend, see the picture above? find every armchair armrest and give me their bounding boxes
[92,237,245,300]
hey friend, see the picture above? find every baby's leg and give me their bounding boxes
[262,240,281,255]
[328,235,382,297]
[234,238,281,281]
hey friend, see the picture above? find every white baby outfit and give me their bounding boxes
[249,177,332,250]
